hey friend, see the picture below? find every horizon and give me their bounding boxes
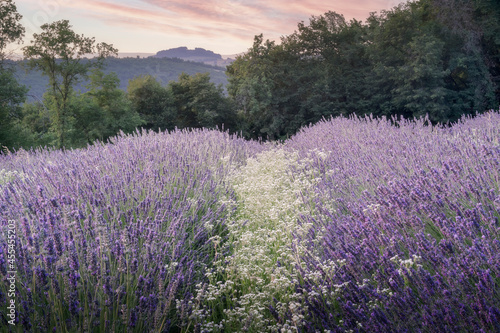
[8,0,406,56]
[4,48,239,61]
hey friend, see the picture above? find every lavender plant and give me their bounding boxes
[282,112,500,332]
[0,128,263,332]
[1,111,499,332]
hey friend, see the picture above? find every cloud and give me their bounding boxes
[20,0,405,53]
[59,0,400,35]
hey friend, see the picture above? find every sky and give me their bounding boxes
[13,0,406,56]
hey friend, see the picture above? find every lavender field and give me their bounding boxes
[1,112,500,332]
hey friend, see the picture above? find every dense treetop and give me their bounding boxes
[227,0,500,139]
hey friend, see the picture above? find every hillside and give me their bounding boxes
[152,46,235,67]
[9,56,229,101]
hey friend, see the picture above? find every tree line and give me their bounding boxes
[228,0,500,139]
[8,56,228,101]
[1,0,499,150]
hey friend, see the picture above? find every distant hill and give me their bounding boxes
[9,56,229,101]
[152,47,235,67]
[154,47,222,60]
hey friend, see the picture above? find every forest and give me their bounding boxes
[1,0,499,149]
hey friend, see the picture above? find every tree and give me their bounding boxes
[389,34,451,121]
[168,72,234,130]
[227,17,372,140]
[0,0,25,62]
[83,69,142,141]
[23,20,117,148]
[227,1,499,139]
[18,100,54,148]
[127,75,174,131]
[0,69,27,149]
[20,69,142,149]
[0,0,27,150]
[63,69,143,147]
[429,0,500,105]
[286,12,373,119]
[227,35,289,139]
[68,94,105,146]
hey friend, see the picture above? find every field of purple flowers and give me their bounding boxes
[0,129,264,331]
[1,111,499,332]
[283,112,500,332]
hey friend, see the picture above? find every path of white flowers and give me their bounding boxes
[196,147,319,332]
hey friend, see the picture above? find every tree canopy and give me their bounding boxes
[227,0,499,140]
[0,0,24,62]
[0,0,27,150]
[23,19,118,148]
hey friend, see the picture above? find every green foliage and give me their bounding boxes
[5,0,500,149]
[227,35,307,140]
[227,0,500,139]
[23,19,118,148]
[168,72,234,130]
[391,34,449,119]
[0,0,24,62]
[366,1,496,121]
[84,69,143,139]
[0,0,27,150]
[0,69,28,149]
[20,100,56,147]
[127,75,174,131]
[287,12,373,119]
[127,72,236,134]
[68,94,105,145]
[228,15,375,140]
[19,69,143,149]
[429,0,500,104]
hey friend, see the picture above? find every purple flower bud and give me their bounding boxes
[129,308,137,327]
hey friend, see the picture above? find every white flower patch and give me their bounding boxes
[0,169,27,186]
[363,203,381,213]
[391,254,423,277]
[196,147,318,331]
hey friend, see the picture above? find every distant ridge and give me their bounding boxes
[153,47,221,60]
[12,57,229,101]
[152,47,234,66]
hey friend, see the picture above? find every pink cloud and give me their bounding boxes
[63,0,400,34]
[21,0,405,53]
